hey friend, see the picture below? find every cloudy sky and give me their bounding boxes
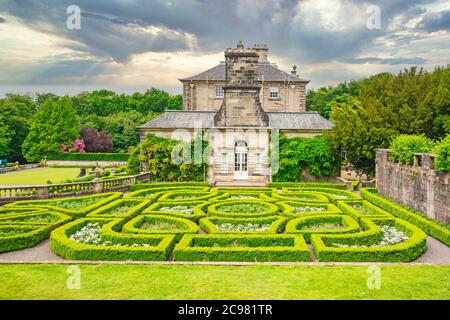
[0,0,449,96]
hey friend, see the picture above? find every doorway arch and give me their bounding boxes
[234,140,248,180]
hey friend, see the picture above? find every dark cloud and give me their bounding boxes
[342,57,427,65]
[417,10,450,32]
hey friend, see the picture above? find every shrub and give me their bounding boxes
[86,199,151,218]
[0,224,53,253]
[268,182,347,190]
[0,211,71,226]
[157,191,218,202]
[285,214,360,242]
[80,126,114,153]
[50,218,176,261]
[200,216,287,234]
[47,152,130,162]
[389,134,434,164]
[271,191,329,203]
[336,200,393,222]
[434,134,450,172]
[143,201,208,222]
[122,215,199,241]
[6,192,122,218]
[272,134,340,181]
[209,192,277,202]
[278,201,341,218]
[361,188,450,245]
[207,201,279,218]
[311,218,427,262]
[285,187,362,204]
[173,234,310,262]
[128,182,210,192]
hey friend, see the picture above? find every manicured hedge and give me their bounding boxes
[283,187,362,204]
[209,192,277,202]
[157,190,218,202]
[211,187,276,193]
[50,218,176,261]
[207,201,279,218]
[271,191,330,203]
[311,218,427,262]
[285,214,360,242]
[200,216,287,234]
[0,207,47,216]
[86,199,152,218]
[361,188,450,246]
[0,211,71,226]
[6,192,122,218]
[47,152,130,162]
[125,187,209,200]
[122,215,199,241]
[336,200,393,222]
[268,182,347,190]
[0,224,53,253]
[128,182,210,192]
[143,201,209,222]
[278,201,341,218]
[173,234,310,262]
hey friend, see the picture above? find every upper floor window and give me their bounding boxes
[269,87,279,99]
[215,85,224,98]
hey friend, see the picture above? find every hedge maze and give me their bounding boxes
[1,182,448,262]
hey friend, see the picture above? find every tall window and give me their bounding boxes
[215,85,224,98]
[269,87,279,99]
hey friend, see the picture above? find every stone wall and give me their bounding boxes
[375,149,450,223]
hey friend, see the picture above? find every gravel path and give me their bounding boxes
[0,236,448,264]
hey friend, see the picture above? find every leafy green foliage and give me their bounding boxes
[326,66,450,176]
[22,97,79,162]
[306,80,363,119]
[434,134,450,172]
[273,134,340,181]
[47,152,130,161]
[129,133,208,181]
[390,134,435,164]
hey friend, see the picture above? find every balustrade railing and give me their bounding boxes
[0,172,151,202]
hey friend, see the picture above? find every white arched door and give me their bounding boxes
[234,141,248,180]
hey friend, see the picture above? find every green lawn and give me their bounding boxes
[0,167,82,185]
[0,264,448,299]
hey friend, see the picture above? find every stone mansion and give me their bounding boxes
[139,42,333,185]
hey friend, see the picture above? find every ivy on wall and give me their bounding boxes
[272,134,340,182]
[127,133,208,181]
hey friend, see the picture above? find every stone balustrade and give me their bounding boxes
[0,172,151,204]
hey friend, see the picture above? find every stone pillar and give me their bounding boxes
[92,179,103,194]
[36,185,49,199]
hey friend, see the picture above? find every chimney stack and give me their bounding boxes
[291,65,297,76]
[252,44,268,62]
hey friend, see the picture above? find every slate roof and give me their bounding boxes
[179,62,309,82]
[138,111,333,130]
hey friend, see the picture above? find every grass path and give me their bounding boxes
[0,264,448,299]
[0,167,81,185]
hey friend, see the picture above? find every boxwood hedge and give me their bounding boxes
[199,216,287,234]
[271,191,330,203]
[128,182,210,192]
[173,234,310,262]
[268,182,347,190]
[361,188,450,246]
[86,199,152,218]
[336,200,393,222]
[283,187,362,204]
[285,214,360,242]
[143,201,209,222]
[50,218,176,261]
[311,218,427,262]
[6,192,122,218]
[122,214,199,241]
[278,201,341,218]
[207,200,279,218]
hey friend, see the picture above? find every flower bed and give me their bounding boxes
[6,192,122,218]
[361,188,450,246]
[285,214,360,242]
[311,218,427,262]
[278,201,341,218]
[207,201,279,218]
[122,215,199,241]
[50,218,176,260]
[271,191,330,203]
[210,192,277,202]
[336,200,393,222]
[200,216,287,234]
[283,187,362,204]
[173,234,310,262]
[157,191,218,202]
[86,199,151,218]
[143,201,208,222]
[125,186,210,200]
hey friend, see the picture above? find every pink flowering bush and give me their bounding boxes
[60,139,86,153]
